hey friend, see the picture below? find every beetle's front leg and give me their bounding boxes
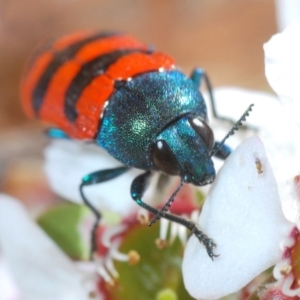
[130,171,218,260]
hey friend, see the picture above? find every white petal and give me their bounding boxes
[0,255,21,299]
[201,87,280,194]
[204,87,279,148]
[264,22,300,143]
[275,0,300,31]
[182,136,292,300]
[206,87,300,222]
[264,24,300,221]
[264,22,300,109]
[0,194,99,300]
[205,87,278,129]
[44,140,157,215]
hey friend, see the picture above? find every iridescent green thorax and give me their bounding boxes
[98,69,207,169]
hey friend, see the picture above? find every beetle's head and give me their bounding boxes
[152,115,215,186]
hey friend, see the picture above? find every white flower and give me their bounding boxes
[263,22,300,223]
[182,136,293,299]
[182,22,300,299]
[0,194,101,300]
[0,255,21,300]
[264,22,300,109]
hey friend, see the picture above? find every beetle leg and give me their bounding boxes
[45,128,70,139]
[80,166,130,258]
[191,68,257,132]
[131,171,218,260]
[190,68,236,124]
[190,68,218,118]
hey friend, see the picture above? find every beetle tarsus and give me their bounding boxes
[192,225,219,260]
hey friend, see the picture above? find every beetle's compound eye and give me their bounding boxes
[189,117,214,153]
[152,140,181,175]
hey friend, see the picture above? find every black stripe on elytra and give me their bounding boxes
[64,48,152,122]
[32,31,120,116]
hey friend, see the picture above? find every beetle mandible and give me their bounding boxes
[21,31,253,259]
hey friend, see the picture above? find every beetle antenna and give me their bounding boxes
[148,177,186,226]
[210,104,254,157]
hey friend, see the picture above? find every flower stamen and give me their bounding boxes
[274,259,291,279]
[282,274,300,297]
[128,250,140,265]
[137,209,149,225]
[178,224,187,245]
[101,224,126,248]
[170,222,179,244]
[155,238,168,249]
[159,218,169,242]
[97,261,115,285]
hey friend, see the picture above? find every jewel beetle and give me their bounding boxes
[21,31,253,259]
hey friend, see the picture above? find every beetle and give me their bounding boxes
[21,31,253,259]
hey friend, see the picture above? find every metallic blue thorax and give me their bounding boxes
[98,69,207,169]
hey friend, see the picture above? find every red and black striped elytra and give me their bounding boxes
[21,31,175,139]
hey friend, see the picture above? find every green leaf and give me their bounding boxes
[37,202,91,260]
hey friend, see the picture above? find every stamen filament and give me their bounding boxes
[273,259,291,279]
[102,225,126,248]
[159,218,169,241]
[282,274,300,297]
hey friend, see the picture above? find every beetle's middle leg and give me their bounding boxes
[130,171,218,260]
[80,166,130,258]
